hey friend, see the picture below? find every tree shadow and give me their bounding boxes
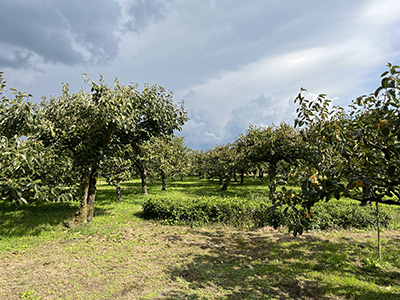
[164,229,400,299]
[0,200,78,238]
[0,179,151,239]
[0,200,108,238]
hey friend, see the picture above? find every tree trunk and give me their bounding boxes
[240,169,244,185]
[219,175,223,186]
[161,173,166,191]
[259,171,264,183]
[268,165,277,199]
[221,177,231,191]
[66,168,98,227]
[140,166,148,195]
[102,174,123,202]
[86,170,98,223]
[113,179,123,201]
[65,123,115,228]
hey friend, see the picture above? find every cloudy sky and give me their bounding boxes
[1,0,400,149]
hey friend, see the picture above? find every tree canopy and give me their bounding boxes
[0,72,188,226]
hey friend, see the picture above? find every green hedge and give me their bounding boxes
[311,200,393,230]
[142,195,397,231]
[142,196,274,228]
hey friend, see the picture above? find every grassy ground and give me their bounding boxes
[0,177,399,300]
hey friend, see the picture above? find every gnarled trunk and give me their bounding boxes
[103,174,123,202]
[66,167,98,227]
[113,179,123,201]
[221,176,231,191]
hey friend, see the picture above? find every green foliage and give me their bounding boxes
[142,194,396,231]
[237,123,305,197]
[32,75,187,224]
[294,63,400,206]
[139,135,191,182]
[0,70,188,225]
[0,71,33,138]
[142,195,273,228]
[362,257,392,272]
[275,63,400,242]
[0,138,78,205]
[200,143,240,190]
[0,73,78,204]
[311,201,393,230]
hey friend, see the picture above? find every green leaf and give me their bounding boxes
[374,86,383,97]
[380,70,389,77]
[381,77,388,89]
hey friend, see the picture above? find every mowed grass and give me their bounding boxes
[0,177,399,300]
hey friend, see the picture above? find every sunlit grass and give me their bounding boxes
[0,176,399,299]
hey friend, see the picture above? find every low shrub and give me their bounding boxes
[142,196,271,228]
[142,195,397,231]
[311,200,393,230]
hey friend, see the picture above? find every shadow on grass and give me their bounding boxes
[0,200,79,238]
[0,178,207,240]
[0,200,109,238]
[164,230,400,300]
[0,181,147,239]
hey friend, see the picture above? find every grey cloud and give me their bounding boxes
[122,0,367,91]
[0,50,34,69]
[223,94,295,142]
[181,93,296,149]
[125,0,166,33]
[0,0,121,69]
[57,0,121,62]
[181,119,220,151]
[1,0,399,152]
[179,89,223,150]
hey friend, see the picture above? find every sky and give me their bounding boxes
[1,0,400,150]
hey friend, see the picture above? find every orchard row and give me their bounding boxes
[1,64,400,237]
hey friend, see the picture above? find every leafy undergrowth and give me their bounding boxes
[0,177,399,299]
[142,196,397,231]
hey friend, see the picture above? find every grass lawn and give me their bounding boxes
[0,177,399,300]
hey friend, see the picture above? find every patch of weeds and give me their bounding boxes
[362,257,392,272]
[19,290,42,299]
